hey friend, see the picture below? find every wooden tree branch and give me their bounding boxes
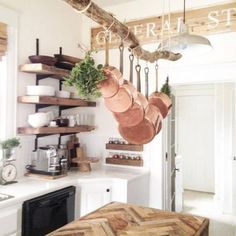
[63,0,182,62]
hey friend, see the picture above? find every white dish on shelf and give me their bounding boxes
[28,112,52,128]
[26,85,55,96]
[55,90,70,98]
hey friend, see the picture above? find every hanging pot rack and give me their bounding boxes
[63,0,182,63]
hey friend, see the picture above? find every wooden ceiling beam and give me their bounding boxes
[63,0,182,62]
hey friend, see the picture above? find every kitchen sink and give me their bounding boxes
[0,193,14,202]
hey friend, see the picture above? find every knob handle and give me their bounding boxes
[106,189,110,192]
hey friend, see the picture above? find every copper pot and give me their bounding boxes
[149,92,172,118]
[113,64,148,127]
[118,104,163,145]
[113,92,148,127]
[148,65,172,118]
[104,80,137,113]
[97,34,123,98]
[97,66,123,98]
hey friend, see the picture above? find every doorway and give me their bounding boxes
[173,83,236,236]
[174,84,215,211]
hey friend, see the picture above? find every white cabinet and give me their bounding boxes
[79,181,112,217]
[0,204,21,236]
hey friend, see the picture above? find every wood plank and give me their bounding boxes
[17,125,95,135]
[47,202,209,236]
[63,0,181,62]
[106,157,143,167]
[17,96,96,107]
[19,63,70,79]
[24,173,67,179]
[106,143,143,152]
[91,2,236,50]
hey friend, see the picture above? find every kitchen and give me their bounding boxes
[0,0,236,235]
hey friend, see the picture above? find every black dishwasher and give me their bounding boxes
[22,186,75,236]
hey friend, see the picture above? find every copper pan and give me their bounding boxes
[119,104,163,145]
[113,63,148,127]
[104,80,137,113]
[97,34,123,98]
[148,64,172,118]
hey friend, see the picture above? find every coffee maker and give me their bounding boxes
[27,146,68,176]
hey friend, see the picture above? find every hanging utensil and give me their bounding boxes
[129,52,134,84]
[119,42,124,74]
[118,72,162,145]
[148,62,172,118]
[113,59,148,127]
[144,66,149,99]
[98,32,123,98]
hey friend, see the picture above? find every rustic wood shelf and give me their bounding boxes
[18,96,96,107]
[105,143,143,152]
[19,63,70,79]
[106,157,143,167]
[17,125,95,135]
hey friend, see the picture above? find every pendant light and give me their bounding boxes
[161,0,212,56]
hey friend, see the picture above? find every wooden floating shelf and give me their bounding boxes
[106,157,143,167]
[18,96,96,107]
[17,125,95,135]
[105,143,143,152]
[19,63,70,79]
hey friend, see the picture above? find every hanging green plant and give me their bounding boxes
[64,50,105,99]
[161,76,171,97]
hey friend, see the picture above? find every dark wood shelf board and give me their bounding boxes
[105,143,143,152]
[19,63,70,79]
[17,96,96,107]
[106,158,143,166]
[17,125,95,135]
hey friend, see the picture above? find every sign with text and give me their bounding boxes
[91,2,236,50]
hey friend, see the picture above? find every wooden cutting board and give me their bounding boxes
[47,202,209,236]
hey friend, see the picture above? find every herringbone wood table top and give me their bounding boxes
[47,202,209,236]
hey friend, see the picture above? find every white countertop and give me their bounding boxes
[0,165,149,209]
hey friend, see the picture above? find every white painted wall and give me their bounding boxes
[0,0,84,176]
[0,0,235,211]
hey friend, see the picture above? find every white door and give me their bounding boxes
[175,85,215,193]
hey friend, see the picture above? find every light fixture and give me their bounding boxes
[161,0,212,56]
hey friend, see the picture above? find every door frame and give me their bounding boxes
[166,82,235,214]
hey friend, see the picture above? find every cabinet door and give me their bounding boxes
[0,205,20,235]
[80,182,112,216]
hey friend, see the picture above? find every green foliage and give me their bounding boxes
[0,137,20,150]
[64,50,105,99]
[161,76,171,97]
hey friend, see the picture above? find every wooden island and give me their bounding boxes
[47,202,209,236]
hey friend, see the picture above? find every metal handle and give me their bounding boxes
[135,64,141,92]
[105,33,109,67]
[129,53,134,83]
[144,66,149,98]
[119,43,124,74]
[174,168,180,172]
[155,62,159,91]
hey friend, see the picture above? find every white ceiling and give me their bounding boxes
[93,0,137,7]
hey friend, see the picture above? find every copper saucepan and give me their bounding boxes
[148,64,172,118]
[119,104,163,144]
[113,59,148,127]
[97,34,123,98]
[118,68,163,144]
[104,79,138,113]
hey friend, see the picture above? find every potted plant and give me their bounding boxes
[0,137,20,159]
[161,76,171,97]
[64,50,105,99]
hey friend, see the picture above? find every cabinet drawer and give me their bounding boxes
[0,207,18,235]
